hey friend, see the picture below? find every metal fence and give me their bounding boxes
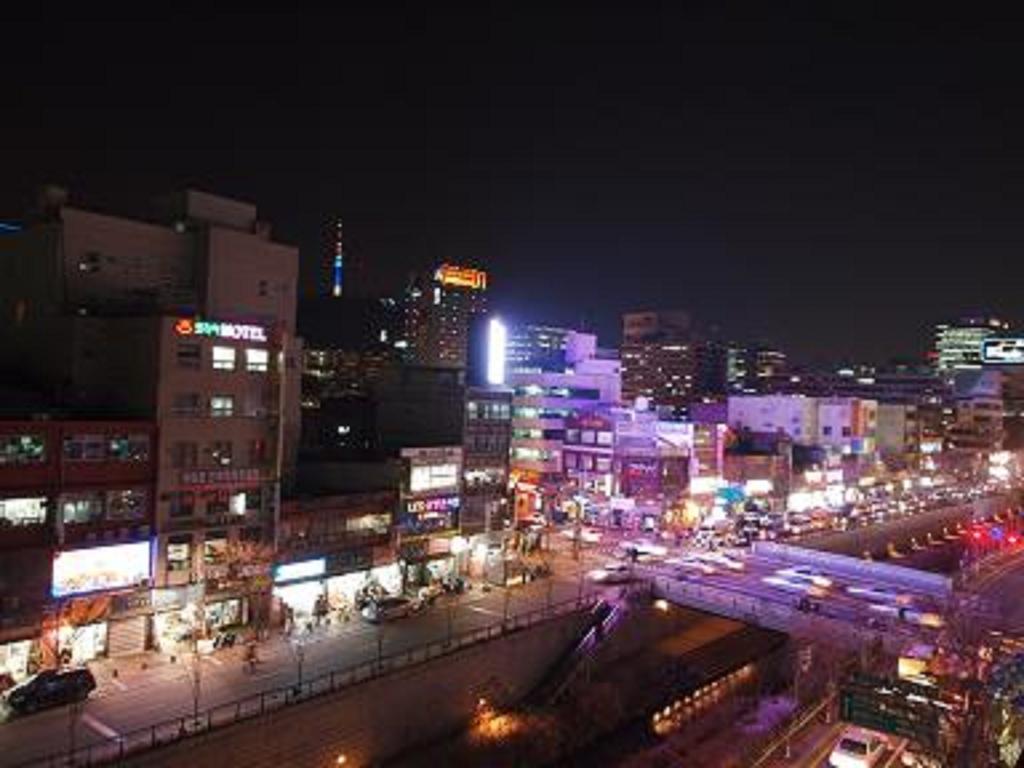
[651,576,912,655]
[18,596,595,768]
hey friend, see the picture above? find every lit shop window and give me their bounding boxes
[210,395,235,417]
[61,493,104,524]
[0,497,48,526]
[209,441,233,466]
[212,346,236,371]
[245,348,269,373]
[0,434,45,465]
[167,538,191,572]
[106,489,147,521]
[107,434,149,462]
[230,492,246,516]
[204,534,228,564]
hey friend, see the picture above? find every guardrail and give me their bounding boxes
[744,691,836,768]
[651,576,912,655]
[17,596,596,768]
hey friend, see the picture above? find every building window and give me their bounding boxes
[167,537,191,572]
[822,426,832,436]
[0,497,48,526]
[62,434,106,461]
[597,431,613,446]
[596,457,612,472]
[107,434,149,462]
[209,441,233,467]
[467,401,479,420]
[245,488,262,512]
[842,427,852,438]
[210,395,235,418]
[581,430,596,445]
[565,429,580,444]
[61,493,104,524]
[172,393,202,417]
[212,346,236,371]
[168,492,195,519]
[0,434,45,465]
[171,442,198,468]
[106,489,147,521]
[258,279,269,297]
[245,348,269,373]
[564,452,578,469]
[177,342,201,369]
[410,463,459,492]
[204,533,228,564]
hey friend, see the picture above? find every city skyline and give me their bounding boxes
[4,9,1024,364]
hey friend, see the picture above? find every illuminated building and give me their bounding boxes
[621,310,695,415]
[509,334,620,519]
[934,315,1010,377]
[462,386,512,537]
[403,263,488,368]
[727,395,877,456]
[506,324,574,373]
[0,188,300,650]
[0,419,156,671]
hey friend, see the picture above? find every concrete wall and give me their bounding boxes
[796,493,1013,560]
[122,609,592,768]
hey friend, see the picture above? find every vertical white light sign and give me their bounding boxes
[487,317,507,385]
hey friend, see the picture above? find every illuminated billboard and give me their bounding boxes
[273,558,326,584]
[399,495,460,535]
[174,318,268,343]
[52,541,151,598]
[434,264,488,291]
[983,338,1024,365]
[487,318,507,385]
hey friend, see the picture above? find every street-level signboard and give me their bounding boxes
[983,338,1024,365]
[839,674,942,750]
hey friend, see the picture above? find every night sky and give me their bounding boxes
[4,8,1024,365]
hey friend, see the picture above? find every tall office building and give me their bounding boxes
[403,264,488,368]
[621,310,695,414]
[934,316,1010,377]
[506,324,573,373]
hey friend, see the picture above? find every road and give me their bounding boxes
[0,549,605,768]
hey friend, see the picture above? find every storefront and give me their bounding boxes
[58,622,107,665]
[0,639,32,682]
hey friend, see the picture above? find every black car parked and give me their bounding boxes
[4,668,96,714]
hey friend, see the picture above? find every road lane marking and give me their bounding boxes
[81,712,120,739]
[203,655,223,666]
[466,605,502,617]
[109,677,128,691]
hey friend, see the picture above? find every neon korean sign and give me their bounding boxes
[434,264,488,290]
[175,318,268,343]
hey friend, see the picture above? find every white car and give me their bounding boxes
[829,726,888,768]
[762,575,828,599]
[846,585,913,606]
[559,527,602,544]
[588,563,633,584]
[694,551,745,571]
[775,566,833,588]
[670,557,717,576]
